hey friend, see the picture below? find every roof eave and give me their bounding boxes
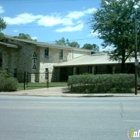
[0,41,18,48]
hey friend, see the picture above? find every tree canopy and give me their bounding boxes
[0,18,6,39]
[55,37,69,46]
[82,43,99,51]
[14,33,37,41]
[55,37,80,48]
[91,0,140,72]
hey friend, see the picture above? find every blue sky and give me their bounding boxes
[0,0,105,50]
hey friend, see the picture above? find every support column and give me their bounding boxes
[73,67,76,75]
[92,66,95,74]
[112,65,115,74]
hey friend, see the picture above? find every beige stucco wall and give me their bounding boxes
[38,47,92,82]
[39,47,70,82]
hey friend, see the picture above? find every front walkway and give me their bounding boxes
[0,87,140,97]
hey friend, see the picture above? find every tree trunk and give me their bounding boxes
[121,60,125,73]
[121,49,125,73]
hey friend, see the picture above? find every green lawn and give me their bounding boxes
[18,82,68,91]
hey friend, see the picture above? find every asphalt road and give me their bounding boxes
[0,95,140,140]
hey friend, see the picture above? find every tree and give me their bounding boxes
[14,33,37,41]
[0,18,6,39]
[91,0,140,72]
[55,37,80,48]
[55,37,69,46]
[82,43,99,51]
[68,41,80,48]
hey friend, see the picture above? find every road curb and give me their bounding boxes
[0,93,140,97]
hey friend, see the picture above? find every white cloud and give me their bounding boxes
[54,8,96,32]
[37,8,96,27]
[4,13,42,25]
[62,18,74,26]
[84,8,97,14]
[66,8,97,20]
[3,7,97,32]
[37,15,75,27]
[66,11,85,20]
[0,6,4,13]
[31,36,37,40]
[37,16,63,27]
[55,23,84,32]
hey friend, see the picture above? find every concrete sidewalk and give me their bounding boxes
[0,86,140,97]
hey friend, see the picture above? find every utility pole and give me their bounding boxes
[134,16,138,95]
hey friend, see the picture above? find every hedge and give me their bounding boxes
[67,74,136,93]
[0,70,18,91]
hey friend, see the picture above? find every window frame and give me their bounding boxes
[59,49,63,59]
[44,48,49,58]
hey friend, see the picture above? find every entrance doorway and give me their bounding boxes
[60,67,68,81]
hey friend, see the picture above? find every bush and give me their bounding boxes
[68,74,135,93]
[0,70,12,78]
[0,71,18,91]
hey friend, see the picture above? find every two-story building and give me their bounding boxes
[0,36,92,82]
[0,35,137,82]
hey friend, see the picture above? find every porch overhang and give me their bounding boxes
[54,53,136,67]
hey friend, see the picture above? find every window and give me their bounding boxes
[44,48,49,58]
[59,49,63,59]
[45,68,48,79]
[14,68,17,77]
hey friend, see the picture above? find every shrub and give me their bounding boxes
[0,70,12,78]
[68,74,135,93]
[0,70,18,91]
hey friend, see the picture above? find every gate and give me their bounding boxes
[23,71,49,90]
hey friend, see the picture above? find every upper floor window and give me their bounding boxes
[59,49,63,59]
[44,48,49,58]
